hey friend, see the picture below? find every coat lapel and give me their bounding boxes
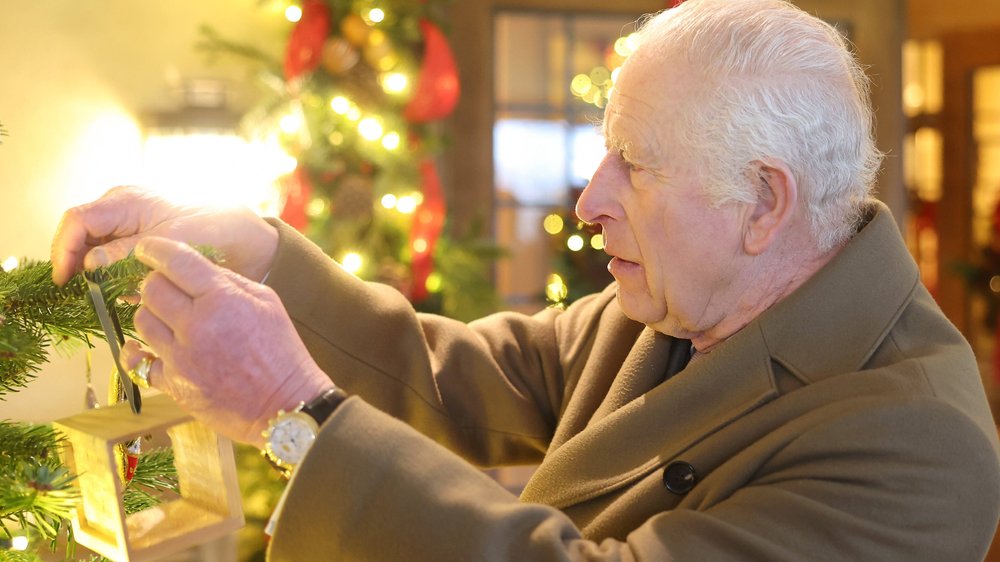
[521,323,778,509]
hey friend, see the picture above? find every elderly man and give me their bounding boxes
[52,0,1000,559]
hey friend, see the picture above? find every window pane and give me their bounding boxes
[494,9,641,310]
[495,205,553,310]
[571,123,605,186]
[494,118,570,205]
[495,14,566,107]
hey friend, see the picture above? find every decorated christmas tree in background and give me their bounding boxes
[201,0,501,322]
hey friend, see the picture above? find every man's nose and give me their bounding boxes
[576,152,617,224]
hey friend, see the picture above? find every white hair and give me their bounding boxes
[634,0,883,251]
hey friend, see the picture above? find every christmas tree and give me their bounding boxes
[199,0,501,323]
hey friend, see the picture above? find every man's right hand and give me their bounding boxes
[50,185,279,285]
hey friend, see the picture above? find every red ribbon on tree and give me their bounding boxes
[409,160,446,301]
[279,167,313,232]
[404,19,460,123]
[284,0,331,81]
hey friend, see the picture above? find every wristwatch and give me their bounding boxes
[262,387,349,477]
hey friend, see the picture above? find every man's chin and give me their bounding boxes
[614,286,666,327]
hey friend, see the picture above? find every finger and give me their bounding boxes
[120,340,162,390]
[120,340,150,371]
[83,234,143,271]
[133,306,175,355]
[135,237,224,299]
[51,186,156,285]
[139,271,194,327]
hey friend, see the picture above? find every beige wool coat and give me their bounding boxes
[264,203,1000,561]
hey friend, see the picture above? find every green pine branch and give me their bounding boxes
[0,258,139,399]
[0,421,77,547]
[0,247,223,399]
[123,448,180,515]
[0,247,218,559]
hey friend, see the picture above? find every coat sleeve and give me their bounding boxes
[268,395,999,562]
[263,219,615,467]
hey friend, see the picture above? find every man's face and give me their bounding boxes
[576,53,750,341]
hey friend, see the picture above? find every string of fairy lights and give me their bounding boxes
[275,2,438,280]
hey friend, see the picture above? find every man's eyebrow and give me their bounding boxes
[601,123,628,154]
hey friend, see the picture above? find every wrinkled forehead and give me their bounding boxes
[603,52,693,165]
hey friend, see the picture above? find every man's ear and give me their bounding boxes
[744,159,798,256]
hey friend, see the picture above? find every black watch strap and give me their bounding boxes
[300,387,349,426]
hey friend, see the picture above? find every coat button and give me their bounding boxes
[663,461,697,495]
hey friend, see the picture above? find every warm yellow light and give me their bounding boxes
[330,96,351,114]
[611,67,622,84]
[590,233,605,250]
[412,238,428,253]
[590,67,611,86]
[142,134,287,213]
[625,33,641,53]
[368,8,385,23]
[2,256,19,272]
[381,131,401,150]
[396,195,418,214]
[10,535,29,551]
[346,107,362,121]
[614,36,632,57]
[328,131,344,146]
[545,273,568,302]
[341,252,363,274]
[368,29,386,46]
[425,272,443,293]
[567,234,585,252]
[381,194,398,208]
[358,117,384,141]
[382,72,409,94]
[571,74,592,96]
[280,113,303,134]
[285,5,303,22]
[543,214,565,235]
[306,197,327,217]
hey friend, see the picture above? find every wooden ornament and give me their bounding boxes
[53,394,244,562]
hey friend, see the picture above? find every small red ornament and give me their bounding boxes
[284,0,332,81]
[409,160,446,301]
[124,439,141,483]
[404,19,460,123]
[280,167,313,232]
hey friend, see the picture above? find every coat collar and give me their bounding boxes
[759,202,920,384]
[521,202,916,509]
[521,322,777,508]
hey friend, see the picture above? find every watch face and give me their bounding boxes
[268,415,318,465]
